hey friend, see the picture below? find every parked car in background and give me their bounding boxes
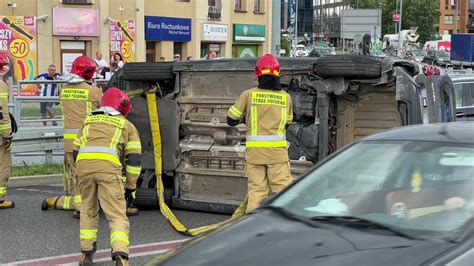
[411,49,427,62]
[151,122,474,266]
[308,47,332,57]
[294,44,309,57]
[451,71,474,121]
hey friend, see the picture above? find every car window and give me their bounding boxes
[272,141,474,237]
[454,82,474,108]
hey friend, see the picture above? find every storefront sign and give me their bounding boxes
[145,16,191,42]
[0,16,37,86]
[235,45,258,58]
[109,20,136,62]
[202,23,227,42]
[53,7,99,36]
[233,24,265,43]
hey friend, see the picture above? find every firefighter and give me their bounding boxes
[41,56,103,217]
[75,87,141,265]
[0,52,17,209]
[227,54,294,213]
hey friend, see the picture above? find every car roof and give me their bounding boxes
[363,122,474,144]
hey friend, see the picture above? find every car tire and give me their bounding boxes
[120,62,174,81]
[134,187,174,209]
[314,55,382,79]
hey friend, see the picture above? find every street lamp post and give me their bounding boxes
[397,0,403,56]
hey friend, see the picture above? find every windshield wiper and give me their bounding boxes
[258,205,322,228]
[310,215,421,240]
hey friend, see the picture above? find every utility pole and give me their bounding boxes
[294,0,298,52]
[397,0,403,56]
[271,0,281,56]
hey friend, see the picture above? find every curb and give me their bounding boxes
[9,174,62,187]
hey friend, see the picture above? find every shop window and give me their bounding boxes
[208,0,222,20]
[235,0,247,11]
[146,42,155,62]
[174,42,183,61]
[201,43,221,59]
[254,0,265,13]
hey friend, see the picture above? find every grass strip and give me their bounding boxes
[11,163,63,177]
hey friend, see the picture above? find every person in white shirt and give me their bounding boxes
[94,52,109,78]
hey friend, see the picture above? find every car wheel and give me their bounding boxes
[314,55,382,79]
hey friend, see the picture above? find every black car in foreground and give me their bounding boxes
[150,122,474,266]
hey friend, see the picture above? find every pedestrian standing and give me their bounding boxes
[36,64,61,126]
[94,51,109,78]
[41,56,103,218]
[0,52,17,209]
[227,54,293,213]
[75,87,141,265]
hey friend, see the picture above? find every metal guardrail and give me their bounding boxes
[12,127,64,164]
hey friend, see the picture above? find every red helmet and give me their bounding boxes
[0,52,9,68]
[70,56,96,80]
[101,87,132,117]
[255,54,280,77]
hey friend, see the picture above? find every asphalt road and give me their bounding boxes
[0,183,230,265]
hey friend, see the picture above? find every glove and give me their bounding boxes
[9,113,17,133]
[125,188,136,207]
[3,134,12,150]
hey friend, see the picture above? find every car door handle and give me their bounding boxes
[456,112,465,117]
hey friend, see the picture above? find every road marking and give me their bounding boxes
[7,239,188,265]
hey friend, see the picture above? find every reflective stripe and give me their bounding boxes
[0,93,8,98]
[277,107,288,135]
[86,101,92,115]
[0,186,7,195]
[111,231,129,245]
[125,141,141,151]
[109,127,123,150]
[64,133,76,139]
[246,140,288,148]
[229,106,243,118]
[126,165,142,175]
[73,139,82,146]
[63,196,71,209]
[260,69,280,76]
[64,128,79,134]
[74,195,82,204]
[250,106,258,136]
[76,153,122,166]
[80,229,98,240]
[0,124,11,130]
[246,135,286,141]
[79,146,118,156]
[79,124,91,148]
[64,128,79,140]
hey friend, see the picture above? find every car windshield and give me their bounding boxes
[438,51,450,59]
[272,140,474,239]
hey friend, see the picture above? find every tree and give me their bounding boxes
[350,0,440,45]
[281,34,291,57]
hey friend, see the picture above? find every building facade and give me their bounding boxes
[0,0,272,77]
[438,0,473,34]
[313,0,350,46]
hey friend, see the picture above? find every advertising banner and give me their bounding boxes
[145,16,191,42]
[202,23,228,42]
[53,7,99,37]
[0,16,37,94]
[109,20,136,62]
